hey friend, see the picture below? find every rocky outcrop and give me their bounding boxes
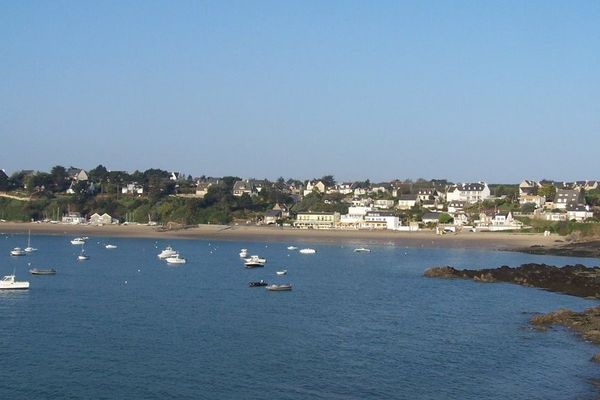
[517,240,600,258]
[530,306,600,362]
[423,263,600,299]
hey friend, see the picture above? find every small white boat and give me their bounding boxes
[276,270,287,276]
[10,247,26,256]
[105,244,117,249]
[71,237,86,245]
[24,230,37,252]
[353,247,371,253]
[158,246,177,259]
[77,245,89,261]
[299,248,316,254]
[266,284,292,291]
[244,255,266,268]
[239,248,248,258]
[287,246,298,250]
[166,254,186,264]
[0,274,29,290]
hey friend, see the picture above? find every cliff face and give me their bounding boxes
[424,264,600,299]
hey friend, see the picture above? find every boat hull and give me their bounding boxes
[266,284,292,291]
[29,269,56,275]
[244,263,265,268]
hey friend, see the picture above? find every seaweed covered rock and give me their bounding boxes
[424,263,600,299]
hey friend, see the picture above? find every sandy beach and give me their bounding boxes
[0,222,557,251]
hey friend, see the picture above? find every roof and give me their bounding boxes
[451,182,487,192]
[399,194,419,201]
[422,212,441,220]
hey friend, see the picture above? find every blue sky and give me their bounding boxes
[1,1,599,183]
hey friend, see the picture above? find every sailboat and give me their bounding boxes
[24,230,37,253]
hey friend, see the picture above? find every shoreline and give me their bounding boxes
[0,222,559,251]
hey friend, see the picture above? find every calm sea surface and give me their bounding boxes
[1,233,599,399]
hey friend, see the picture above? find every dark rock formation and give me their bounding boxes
[530,306,600,362]
[516,240,600,258]
[423,263,600,299]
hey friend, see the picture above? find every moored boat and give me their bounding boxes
[105,244,117,249]
[299,248,316,254]
[287,246,298,250]
[239,248,248,258]
[157,246,177,259]
[266,284,292,291]
[29,268,57,275]
[248,280,268,287]
[24,230,37,252]
[244,255,266,268]
[166,254,186,264]
[353,247,371,253]
[71,237,86,245]
[10,247,26,256]
[78,245,89,260]
[276,270,287,276]
[0,274,29,290]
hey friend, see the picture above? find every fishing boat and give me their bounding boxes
[299,248,316,254]
[248,280,268,287]
[10,247,26,256]
[166,254,186,264]
[105,244,117,249]
[244,255,266,268]
[353,247,371,253]
[157,246,177,259]
[266,284,292,291]
[276,270,287,276]
[24,230,37,252]
[239,248,248,258]
[29,268,56,275]
[0,274,29,290]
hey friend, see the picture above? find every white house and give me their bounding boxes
[122,183,144,195]
[447,201,466,213]
[62,212,86,224]
[422,212,442,225]
[361,211,400,230]
[446,182,491,204]
[519,195,545,208]
[233,180,257,197]
[519,179,540,196]
[566,205,593,221]
[90,212,115,225]
[335,182,354,195]
[67,168,88,182]
[373,199,395,209]
[304,180,326,196]
[554,189,585,210]
[397,194,420,210]
[340,206,372,227]
[294,211,340,229]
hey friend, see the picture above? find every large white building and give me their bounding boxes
[446,182,491,204]
[361,211,401,230]
[340,206,372,227]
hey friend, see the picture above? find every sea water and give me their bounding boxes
[1,233,599,399]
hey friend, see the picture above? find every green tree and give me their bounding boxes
[50,165,68,192]
[0,170,9,191]
[320,175,336,188]
[439,213,454,224]
[539,184,557,202]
